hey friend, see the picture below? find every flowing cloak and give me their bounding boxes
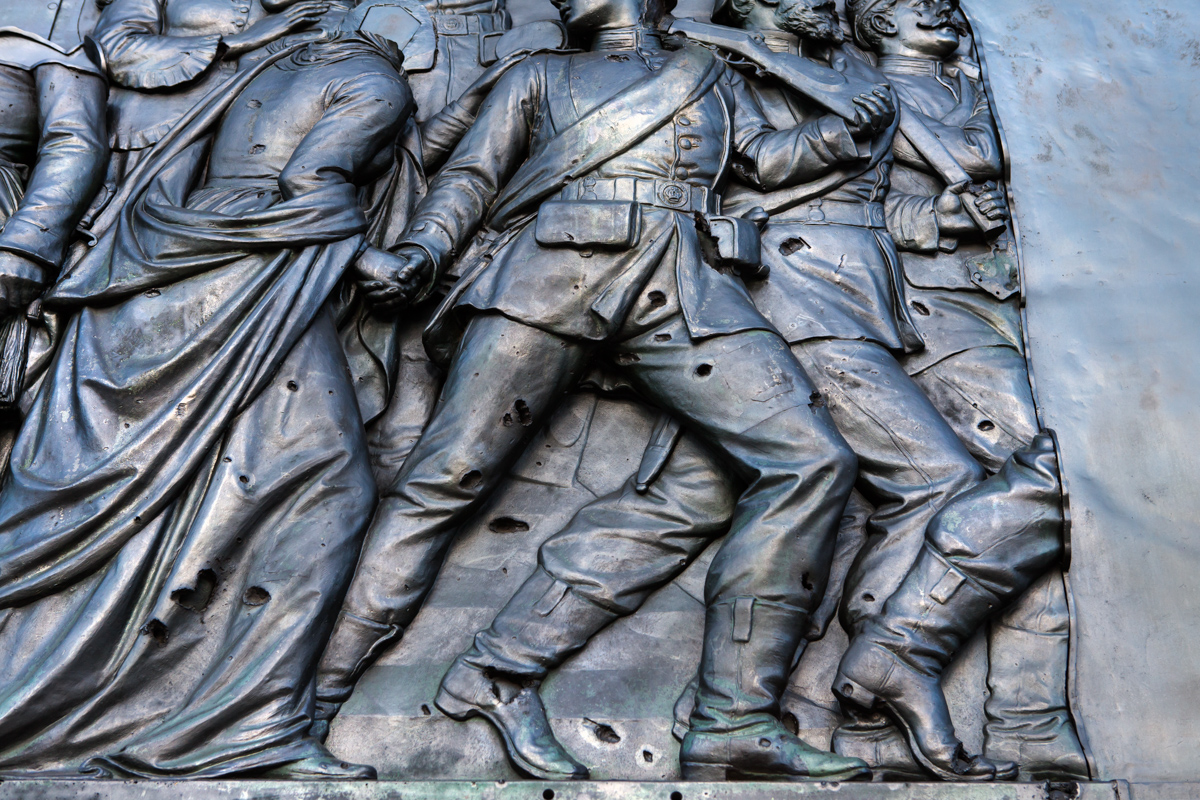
[0,36,409,777]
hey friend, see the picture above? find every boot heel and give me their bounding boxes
[833,670,878,709]
[433,687,477,721]
[681,762,729,781]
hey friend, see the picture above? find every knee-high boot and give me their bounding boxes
[834,433,1065,782]
[681,598,871,781]
[984,569,1089,779]
[436,566,617,780]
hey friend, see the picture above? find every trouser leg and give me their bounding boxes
[315,314,589,710]
[467,432,737,680]
[911,345,1039,474]
[790,338,986,634]
[363,310,444,490]
[614,318,857,734]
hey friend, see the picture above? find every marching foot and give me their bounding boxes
[260,744,377,780]
[436,656,589,780]
[832,709,926,781]
[680,720,872,782]
[834,642,1016,782]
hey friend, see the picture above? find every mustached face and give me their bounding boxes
[889,0,960,56]
[774,0,843,43]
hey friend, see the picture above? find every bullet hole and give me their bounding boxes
[758,738,772,748]
[459,470,482,489]
[144,288,161,297]
[563,232,575,241]
[134,515,142,524]
[695,364,713,377]
[515,399,533,426]
[585,719,621,744]
[543,791,555,800]
[243,586,270,606]
[142,618,169,646]
[502,567,508,574]
[239,475,249,484]
[287,380,299,391]
[249,144,266,154]
[782,712,799,735]
[647,290,667,308]
[503,413,514,426]
[247,99,262,108]
[1046,782,1080,800]
[642,749,654,763]
[671,793,684,800]
[654,333,672,342]
[124,422,130,428]
[171,568,218,612]
[862,593,875,603]
[488,517,530,534]
[841,682,854,697]
[978,419,996,431]
[779,237,809,256]
[605,53,630,62]
[223,456,233,463]
[808,391,826,409]
[800,572,814,591]
[421,704,432,716]
[911,301,931,316]
[615,352,641,365]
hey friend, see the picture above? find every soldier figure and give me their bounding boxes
[836,0,1088,780]
[312,0,924,780]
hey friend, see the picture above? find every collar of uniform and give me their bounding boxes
[757,29,800,55]
[591,26,662,51]
[878,54,943,76]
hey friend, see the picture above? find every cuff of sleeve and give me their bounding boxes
[401,220,455,271]
[108,35,223,90]
[0,218,64,273]
[818,116,868,161]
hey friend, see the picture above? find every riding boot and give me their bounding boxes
[682,598,871,782]
[310,610,403,741]
[984,570,1089,780]
[834,434,1065,782]
[436,566,617,779]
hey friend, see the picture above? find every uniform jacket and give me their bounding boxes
[402,34,864,355]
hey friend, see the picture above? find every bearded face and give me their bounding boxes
[773,0,844,43]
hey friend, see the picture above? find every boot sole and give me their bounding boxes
[434,687,589,782]
[834,666,1003,783]
[682,761,872,782]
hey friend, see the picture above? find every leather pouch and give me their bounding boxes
[534,200,641,249]
[704,214,762,270]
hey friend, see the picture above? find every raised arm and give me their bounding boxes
[726,71,878,192]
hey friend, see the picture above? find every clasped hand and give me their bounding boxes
[355,245,433,314]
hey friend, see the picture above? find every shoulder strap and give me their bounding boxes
[488,45,722,229]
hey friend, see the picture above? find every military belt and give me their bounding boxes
[560,177,718,215]
[793,199,887,229]
[431,13,506,34]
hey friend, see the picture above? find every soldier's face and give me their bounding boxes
[888,0,960,56]
[773,0,843,43]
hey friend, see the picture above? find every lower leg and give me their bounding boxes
[984,569,1088,779]
[835,435,1065,781]
[314,314,589,726]
[616,323,865,779]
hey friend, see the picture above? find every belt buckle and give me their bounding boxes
[657,180,689,209]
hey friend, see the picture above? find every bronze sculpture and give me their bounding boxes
[0,0,1133,790]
